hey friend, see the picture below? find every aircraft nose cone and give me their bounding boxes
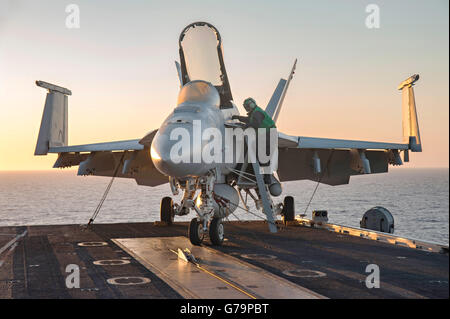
[151,131,209,178]
[151,136,180,176]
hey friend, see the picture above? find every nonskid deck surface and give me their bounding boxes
[0,221,448,299]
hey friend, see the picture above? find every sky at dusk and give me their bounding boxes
[0,0,448,170]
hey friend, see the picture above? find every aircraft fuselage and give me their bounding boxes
[151,80,238,179]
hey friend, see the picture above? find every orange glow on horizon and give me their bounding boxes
[0,1,448,170]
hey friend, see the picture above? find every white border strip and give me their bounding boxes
[294,217,448,254]
[0,230,27,256]
[0,230,28,267]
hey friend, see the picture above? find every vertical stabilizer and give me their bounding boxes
[265,59,297,123]
[35,81,71,155]
[398,74,421,152]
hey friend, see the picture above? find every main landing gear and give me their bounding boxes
[281,196,295,224]
[160,197,174,225]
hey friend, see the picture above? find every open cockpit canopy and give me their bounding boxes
[179,22,233,108]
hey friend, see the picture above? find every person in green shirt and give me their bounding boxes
[232,98,276,129]
[232,98,280,193]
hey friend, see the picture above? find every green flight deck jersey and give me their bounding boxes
[248,106,276,129]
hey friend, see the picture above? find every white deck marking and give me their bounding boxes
[0,230,27,256]
[0,230,27,268]
[113,236,325,299]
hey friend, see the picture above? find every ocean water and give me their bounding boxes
[0,168,448,245]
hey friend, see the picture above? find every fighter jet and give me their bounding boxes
[34,22,422,246]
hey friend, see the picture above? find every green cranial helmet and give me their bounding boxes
[243,98,257,112]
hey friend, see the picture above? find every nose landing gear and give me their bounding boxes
[188,217,224,246]
[209,218,224,246]
[161,173,227,246]
[188,218,205,245]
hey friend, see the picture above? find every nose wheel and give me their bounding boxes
[188,217,224,246]
[209,218,224,246]
[160,197,174,225]
[189,218,205,245]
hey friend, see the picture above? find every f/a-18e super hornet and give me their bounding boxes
[34,22,422,246]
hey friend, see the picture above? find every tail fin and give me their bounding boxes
[265,59,297,123]
[34,81,71,155]
[398,74,422,152]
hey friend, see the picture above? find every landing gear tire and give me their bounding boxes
[282,196,295,224]
[189,218,204,246]
[209,218,224,246]
[160,197,174,225]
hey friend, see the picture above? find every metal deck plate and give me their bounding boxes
[113,236,324,299]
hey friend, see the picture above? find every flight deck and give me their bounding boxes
[0,220,448,299]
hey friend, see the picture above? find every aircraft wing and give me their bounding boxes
[277,132,409,186]
[34,81,167,187]
[50,133,167,187]
[52,130,168,186]
[272,72,422,186]
[48,139,144,153]
[49,136,168,186]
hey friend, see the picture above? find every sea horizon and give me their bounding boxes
[0,167,448,245]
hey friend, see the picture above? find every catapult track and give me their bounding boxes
[0,221,448,299]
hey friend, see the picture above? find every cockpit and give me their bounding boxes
[179,22,233,109]
[176,80,220,108]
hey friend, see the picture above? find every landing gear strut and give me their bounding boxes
[168,173,228,246]
[160,197,174,225]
